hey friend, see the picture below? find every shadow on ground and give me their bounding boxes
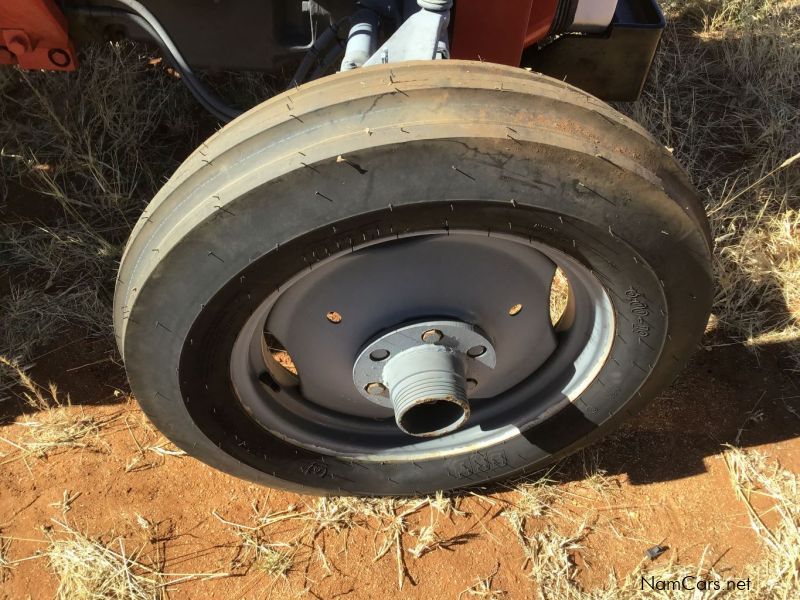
[1,325,797,489]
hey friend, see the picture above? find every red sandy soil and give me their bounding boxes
[1,331,798,599]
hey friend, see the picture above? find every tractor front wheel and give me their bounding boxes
[114,61,712,495]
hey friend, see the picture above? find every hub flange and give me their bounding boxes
[353,320,496,437]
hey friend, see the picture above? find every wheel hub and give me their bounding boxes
[352,319,497,437]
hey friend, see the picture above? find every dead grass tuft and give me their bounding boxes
[14,410,101,458]
[42,518,227,600]
[0,355,46,408]
[242,537,294,579]
[522,524,588,596]
[0,356,103,458]
[45,521,165,600]
[724,446,800,597]
[0,534,12,583]
[408,519,473,559]
[458,565,506,599]
[308,496,364,533]
[495,446,800,599]
[213,504,306,580]
[124,414,187,472]
[503,472,563,542]
[428,490,467,517]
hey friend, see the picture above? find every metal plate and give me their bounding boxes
[265,234,558,418]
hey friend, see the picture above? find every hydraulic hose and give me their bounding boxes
[288,18,348,89]
[68,4,240,122]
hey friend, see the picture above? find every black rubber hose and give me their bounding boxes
[308,38,347,82]
[288,19,347,89]
[105,0,239,117]
[67,3,241,122]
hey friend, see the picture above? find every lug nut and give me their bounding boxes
[366,382,387,395]
[421,329,444,343]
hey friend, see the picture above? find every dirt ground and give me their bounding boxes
[1,0,799,598]
[0,327,797,599]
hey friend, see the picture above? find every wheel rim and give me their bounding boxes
[230,230,614,461]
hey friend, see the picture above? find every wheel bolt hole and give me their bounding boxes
[466,378,478,391]
[508,303,523,316]
[326,311,343,324]
[366,382,387,395]
[264,331,298,376]
[467,345,487,358]
[421,329,444,343]
[370,349,390,362]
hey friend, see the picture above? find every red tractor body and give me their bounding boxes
[0,0,77,71]
[2,1,664,100]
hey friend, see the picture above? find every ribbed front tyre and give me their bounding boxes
[115,61,712,495]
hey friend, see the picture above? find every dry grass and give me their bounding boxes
[458,565,506,599]
[625,0,800,365]
[503,476,562,546]
[491,446,799,599]
[212,495,476,590]
[0,534,12,583]
[0,43,199,366]
[45,520,165,600]
[213,503,306,580]
[502,455,617,544]
[0,356,103,459]
[124,413,187,472]
[42,519,228,600]
[215,500,428,588]
[235,529,295,580]
[0,355,46,408]
[724,446,799,598]
[523,524,589,597]
[12,409,101,458]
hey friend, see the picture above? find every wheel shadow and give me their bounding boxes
[512,260,800,488]
[572,331,799,486]
[1,313,797,489]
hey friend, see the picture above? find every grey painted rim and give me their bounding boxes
[230,230,615,462]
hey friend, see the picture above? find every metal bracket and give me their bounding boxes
[0,0,76,71]
[362,5,451,67]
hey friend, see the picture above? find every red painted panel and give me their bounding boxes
[526,0,560,46]
[0,0,77,71]
[451,0,558,66]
